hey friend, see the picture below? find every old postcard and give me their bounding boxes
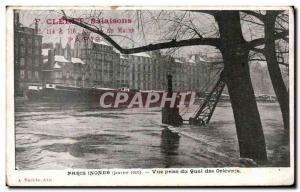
[6,6,294,186]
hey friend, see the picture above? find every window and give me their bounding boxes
[20,47,25,55]
[34,71,39,79]
[34,39,40,46]
[20,70,25,79]
[56,71,62,78]
[20,58,25,66]
[35,59,39,66]
[27,38,32,45]
[27,48,32,55]
[28,71,32,80]
[27,58,32,66]
[20,37,25,44]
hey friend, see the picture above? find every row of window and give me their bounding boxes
[19,37,41,47]
[129,56,151,63]
[19,58,40,67]
[133,64,152,72]
[54,71,85,79]
[19,47,41,56]
[90,62,113,70]
[20,70,39,80]
[92,44,113,51]
[79,51,115,61]
[95,53,113,60]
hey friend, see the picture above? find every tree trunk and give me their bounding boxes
[264,11,289,131]
[215,11,267,162]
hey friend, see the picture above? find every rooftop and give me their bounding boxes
[93,39,110,46]
[189,55,207,63]
[42,49,50,56]
[130,52,151,58]
[120,54,128,59]
[53,62,61,69]
[71,57,85,64]
[55,55,69,63]
[175,58,184,63]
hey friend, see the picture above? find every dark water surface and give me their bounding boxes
[15,99,289,169]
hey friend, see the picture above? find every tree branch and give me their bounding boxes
[241,18,264,26]
[247,30,289,49]
[241,10,265,22]
[62,11,220,54]
[242,10,284,23]
[251,47,265,54]
[249,58,289,67]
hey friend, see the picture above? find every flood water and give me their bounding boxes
[15,99,290,170]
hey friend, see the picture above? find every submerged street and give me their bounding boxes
[15,99,289,169]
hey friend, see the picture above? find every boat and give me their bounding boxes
[25,83,193,108]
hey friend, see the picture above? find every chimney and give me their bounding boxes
[48,49,54,68]
[65,44,72,61]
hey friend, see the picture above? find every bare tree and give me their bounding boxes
[61,9,289,162]
[242,10,289,131]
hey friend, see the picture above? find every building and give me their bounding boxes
[14,11,43,96]
[42,44,85,87]
[173,58,185,91]
[151,51,177,91]
[39,31,217,93]
[117,53,130,88]
[73,31,120,88]
[151,51,211,92]
[151,51,166,90]
[128,52,152,90]
[184,54,221,93]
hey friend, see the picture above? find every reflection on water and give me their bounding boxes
[15,99,290,169]
[160,128,180,168]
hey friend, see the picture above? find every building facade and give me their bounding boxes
[14,11,43,95]
[42,44,85,87]
[13,14,274,96]
[73,31,120,88]
[116,54,130,88]
[128,52,152,90]
[38,31,220,93]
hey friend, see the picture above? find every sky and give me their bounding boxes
[16,9,288,59]
[17,9,222,58]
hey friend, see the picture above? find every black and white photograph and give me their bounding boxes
[6,6,294,186]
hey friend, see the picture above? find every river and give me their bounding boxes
[15,99,290,169]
